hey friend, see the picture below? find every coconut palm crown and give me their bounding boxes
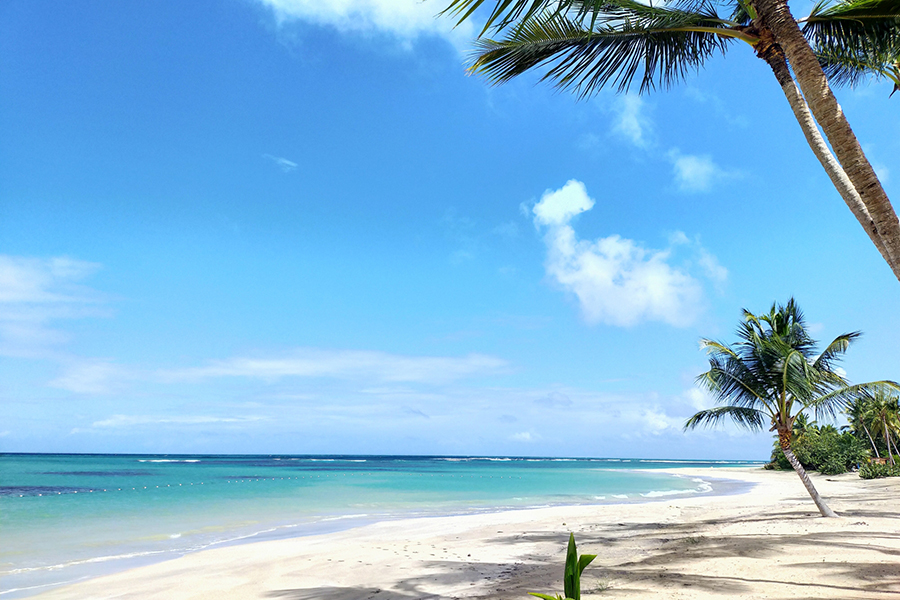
[684,299,899,517]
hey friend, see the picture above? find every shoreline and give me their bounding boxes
[21,466,900,599]
[4,465,738,599]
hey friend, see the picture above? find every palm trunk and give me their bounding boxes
[750,0,900,281]
[863,423,880,458]
[779,431,838,517]
[885,418,896,465]
[758,46,899,275]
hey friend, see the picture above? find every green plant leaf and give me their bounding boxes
[577,554,597,575]
[528,593,563,600]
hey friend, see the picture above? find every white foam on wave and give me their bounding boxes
[640,489,688,498]
[0,575,91,596]
[137,459,200,463]
[319,514,370,522]
[4,549,171,575]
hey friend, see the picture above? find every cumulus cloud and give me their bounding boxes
[668,150,730,192]
[532,180,724,327]
[612,94,651,148]
[163,349,509,385]
[263,154,298,172]
[256,0,475,50]
[532,180,594,226]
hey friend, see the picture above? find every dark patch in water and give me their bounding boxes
[1,486,93,497]
[41,470,154,477]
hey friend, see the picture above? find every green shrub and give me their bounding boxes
[819,455,849,475]
[768,428,870,474]
[859,461,900,479]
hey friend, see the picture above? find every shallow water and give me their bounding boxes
[0,454,760,597]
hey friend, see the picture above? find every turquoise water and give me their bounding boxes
[0,454,760,597]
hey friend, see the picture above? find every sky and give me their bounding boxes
[1,0,898,460]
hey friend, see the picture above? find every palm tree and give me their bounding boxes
[683,299,898,517]
[846,396,882,457]
[859,388,900,464]
[442,0,900,281]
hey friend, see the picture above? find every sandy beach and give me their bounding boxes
[30,467,900,600]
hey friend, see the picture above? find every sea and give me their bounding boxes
[0,454,761,598]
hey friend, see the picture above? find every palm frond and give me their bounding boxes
[729,0,755,25]
[469,4,736,95]
[803,0,900,86]
[813,331,862,371]
[441,0,557,35]
[809,380,900,419]
[684,406,766,430]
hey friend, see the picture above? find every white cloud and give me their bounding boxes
[668,150,726,193]
[163,349,509,384]
[683,387,713,411]
[256,0,475,50]
[0,256,107,358]
[90,415,268,428]
[532,181,717,327]
[532,179,594,227]
[612,94,651,148]
[510,431,538,442]
[697,248,728,286]
[263,154,298,172]
[50,360,127,395]
[0,256,101,303]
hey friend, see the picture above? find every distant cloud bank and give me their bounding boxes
[531,180,726,327]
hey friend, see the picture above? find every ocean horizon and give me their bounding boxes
[1,453,763,598]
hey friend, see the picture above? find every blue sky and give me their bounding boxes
[1,0,898,459]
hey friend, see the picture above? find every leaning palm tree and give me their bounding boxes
[684,299,898,517]
[442,0,900,281]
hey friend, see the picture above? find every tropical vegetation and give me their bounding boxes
[846,388,900,463]
[859,460,900,478]
[766,415,870,474]
[683,299,898,517]
[443,0,900,281]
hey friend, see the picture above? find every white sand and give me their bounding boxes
[31,467,900,599]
